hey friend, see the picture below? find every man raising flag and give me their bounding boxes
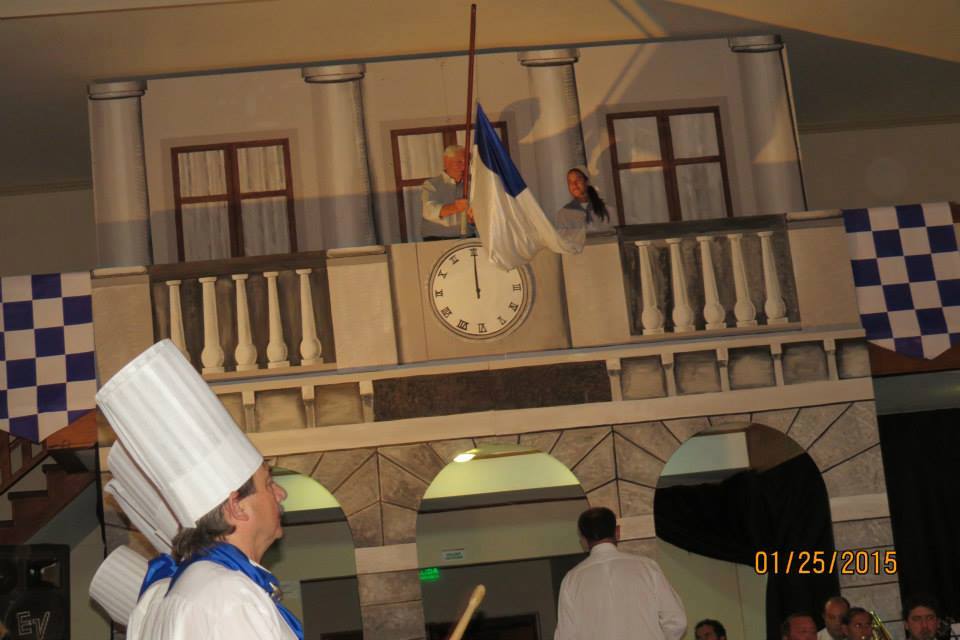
[470,103,583,271]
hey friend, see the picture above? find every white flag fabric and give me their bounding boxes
[470,103,583,271]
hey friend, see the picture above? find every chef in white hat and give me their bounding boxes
[101,442,180,632]
[97,340,300,640]
[89,546,150,627]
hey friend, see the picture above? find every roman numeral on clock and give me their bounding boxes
[508,301,519,311]
[478,323,488,334]
[440,307,452,318]
[434,289,443,297]
[457,319,469,330]
[512,283,522,291]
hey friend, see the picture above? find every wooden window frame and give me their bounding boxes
[390,122,509,242]
[607,106,734,225]
[171,138,298,261]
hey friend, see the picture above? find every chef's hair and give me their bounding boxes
[171,474,257,563]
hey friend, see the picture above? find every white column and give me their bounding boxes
[198,276,224,373]
[296,268,323,365]
[165,280,189,358]
[518,49,586,216]
[758,231,788,324]
[696,236,727,330]
[666,238,694,333]
[302,64,377,249]
[263,271,289,368]
[88,80,151,268]
[728,35,805,214]
[232,274,258,371]
[727,234,758,327]
[635,241,664,335]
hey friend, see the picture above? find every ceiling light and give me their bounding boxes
[453,452,475,463]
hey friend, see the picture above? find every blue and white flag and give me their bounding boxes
[842,202,960,360]
[470,103,581,271]
[0,272,97,442]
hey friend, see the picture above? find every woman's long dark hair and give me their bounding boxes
[568,168,610,222]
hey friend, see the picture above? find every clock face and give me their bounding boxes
[428,241,533,339]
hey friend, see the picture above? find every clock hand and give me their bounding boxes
[472,252,481,299]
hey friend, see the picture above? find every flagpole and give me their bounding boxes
[460,3,477,238]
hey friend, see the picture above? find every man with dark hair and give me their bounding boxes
[782,614,818,640]
[903,595,941,640]
[845,607,873,640]
[555,507,687,640]
[695,619,728,640]
[819,596,851,640]
[96,341,300,640]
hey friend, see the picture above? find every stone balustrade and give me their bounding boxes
[147,252,334,376]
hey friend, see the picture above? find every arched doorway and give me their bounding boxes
[264,467,362,640]
[653,423,837,640]
[417,443,589,640]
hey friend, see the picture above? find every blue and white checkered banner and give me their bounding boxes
[0,272,96,442]
[843,202,960,360]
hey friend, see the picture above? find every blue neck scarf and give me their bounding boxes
[139,554,177,599]
[169,542,303,639]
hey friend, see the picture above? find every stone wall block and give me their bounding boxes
[358,570,422,606]
[807,401,878,471]
[382,503,419,545]
[379,456,428,511]
[361,600,426,640]
[519,431,562,453]
[789,404,848,449]
[614,434,664,487]
[379,444,445,484]
[313,448,376,491]
[586,481,620,517]
[823,447,887,499]
[751,408,798,433]
[663,417,710,442]
[276,453,323,477]
[333,455,380,516]
[571,435,615,492]
[613,421,679,462]
[428,439,476,464]
[619,480,655,517]
[551,426,611,469]
[347,502,383,548]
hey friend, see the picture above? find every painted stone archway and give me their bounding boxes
[269,398,898,640]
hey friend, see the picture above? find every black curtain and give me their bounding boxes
[654,453,839,640]
[879,408,960,620]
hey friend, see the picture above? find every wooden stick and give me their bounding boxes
[460,3,477,238]
[448,584,486,640]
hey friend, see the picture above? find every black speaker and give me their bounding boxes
[0,545,70,640]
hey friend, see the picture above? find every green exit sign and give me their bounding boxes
[419,567,441,583]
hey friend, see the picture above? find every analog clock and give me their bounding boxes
[428,241,533,339]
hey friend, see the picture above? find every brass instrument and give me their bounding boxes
[871,610,894,640]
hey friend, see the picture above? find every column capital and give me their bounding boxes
[728,34,782,54]
[518,48,579,66]
[88,80,147,100]
[301,63,365,84]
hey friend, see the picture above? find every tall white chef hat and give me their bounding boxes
[105,442,179,553]
[97,340,263,526]
[89,545,148,625]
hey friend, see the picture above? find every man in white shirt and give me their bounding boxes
[555,507,687,640]
[421,145,474,240]
[818,596,850,640]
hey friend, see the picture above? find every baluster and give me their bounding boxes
[232,274,258,371]
[666,238,694,333]
[727,234,757,327]
[165,280,189,357]
[697,236,727,330]
[198,276,225,373]
[758,231,788,324]
[634,241,664,335]
[296,269,323,365]
[263,271,290,368]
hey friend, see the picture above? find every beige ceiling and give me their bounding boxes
[1,0,958,192]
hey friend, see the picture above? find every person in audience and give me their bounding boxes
[554,168,613,246]
[819,596,851,640]
[420,145,474,240]
[845,607,873,640]
[696,619,728,640]
[554,506,686,640]
[782,614,819,640]
[903,594,942,640]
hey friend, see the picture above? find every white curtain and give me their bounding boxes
[237,145,290,256]
[178,150,231,261]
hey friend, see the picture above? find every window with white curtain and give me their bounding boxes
[172,139,297,261]
[607,107,733,225]
[390,122,508,243]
